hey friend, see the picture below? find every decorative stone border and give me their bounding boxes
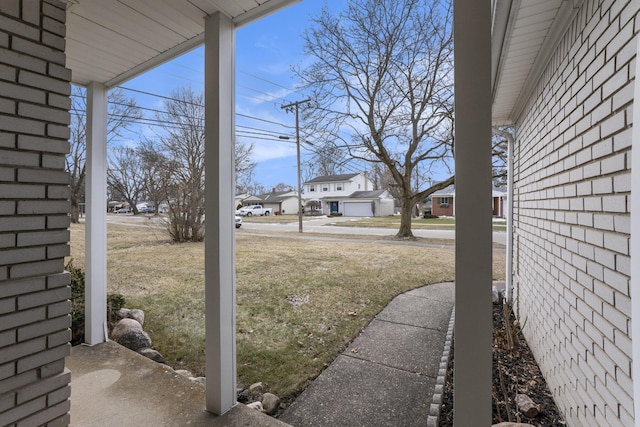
[427,307,455,427]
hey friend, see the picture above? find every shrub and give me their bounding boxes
[67,261,126,345]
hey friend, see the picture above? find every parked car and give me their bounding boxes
[238,205,273,216]
[113,207,131,214]
[235,215,242,228]
[139,206,155,214]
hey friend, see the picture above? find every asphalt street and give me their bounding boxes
[105,214,507,246]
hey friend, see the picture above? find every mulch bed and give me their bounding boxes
[439,303,566,426]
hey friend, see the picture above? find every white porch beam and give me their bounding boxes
[85,81,108,345]
[204,12,237,416]
[629,30,640,426]
[453,1,493,425]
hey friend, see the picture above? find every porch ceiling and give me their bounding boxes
[491,0,582,125]
[64,0,299,87]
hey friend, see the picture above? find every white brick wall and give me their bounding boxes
[0,1,71,425]
[512,0,636,425]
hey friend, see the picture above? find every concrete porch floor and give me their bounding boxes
[66,341,288,426]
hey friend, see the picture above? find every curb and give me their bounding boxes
[427,306,455,427]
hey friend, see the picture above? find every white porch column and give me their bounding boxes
[204,12,237,415]
[85,82,108,345]
[629,30,640,426]
[453,1,492,425]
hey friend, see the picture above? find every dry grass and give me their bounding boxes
[69,222,505,400]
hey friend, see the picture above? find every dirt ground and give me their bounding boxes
[439,303,565,426]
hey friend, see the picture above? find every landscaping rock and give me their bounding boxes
[515,393,540,418]
[116,308,131,320]
[249,382,264,397]
[110,318,143,341]
[116,329,152,352]
[247,401,264,412]
[116,308,145,325]
[261,393,281,415]
[175,369,193,378]
[128,309,145,325]
[137,348,164,363]
[190,377,206,387]
[237,390,249,403]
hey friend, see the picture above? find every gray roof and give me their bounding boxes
[348,190,387,199]
[431,185,455,196]
[305,173,359,184]
[250,191,297,203]
[432,185,508,197]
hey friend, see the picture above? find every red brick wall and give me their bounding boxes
[432,196,454,216]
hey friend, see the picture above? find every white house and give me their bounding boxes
[491,0,637,425]
[304,173,395,216]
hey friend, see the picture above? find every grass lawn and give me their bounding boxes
[330,215,507,231]
[239,214,299,224]
[69,222,505,400]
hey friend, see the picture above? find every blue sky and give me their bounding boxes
[120,1,350,190]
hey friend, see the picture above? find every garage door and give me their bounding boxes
[343,202,373,217]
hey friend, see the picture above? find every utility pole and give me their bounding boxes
[281,98,310,233]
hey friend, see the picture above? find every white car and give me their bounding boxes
[235,215,242,228]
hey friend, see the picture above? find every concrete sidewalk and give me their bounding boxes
[280,282,455,427]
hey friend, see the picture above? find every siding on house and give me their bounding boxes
[512,0,636,425]
[0,1,72,425]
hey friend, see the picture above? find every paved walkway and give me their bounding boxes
[67,282,455,426]
[280,282,455,427]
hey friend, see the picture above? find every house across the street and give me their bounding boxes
[241,189,300,215]
[431,184,507,218]
[304,173,395,216]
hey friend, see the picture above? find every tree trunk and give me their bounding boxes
[395,195,415,239]
[70,194,80,224]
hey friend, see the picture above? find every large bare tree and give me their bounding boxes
[234,138,257,193]
[107,146,146,214]
[67,86,143,222]
[299,0,454,238]
[154,86,206,242]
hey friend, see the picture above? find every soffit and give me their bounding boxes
[492,0,582,125]
[64,0,299,87]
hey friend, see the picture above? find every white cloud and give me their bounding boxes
[252,139,296,162]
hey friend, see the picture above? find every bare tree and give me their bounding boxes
[107,146,146,214]
[299,0,454,238]
[492,127,512,188]
[137,139,173,213]
[153,86,206,242]
[304,141,347,178]
[67,86,143,222]
[235,138,257,193]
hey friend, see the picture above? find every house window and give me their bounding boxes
[336,183,343,191]
[309,184,315,192]
[322,184,329,191]
[439,197,450,207]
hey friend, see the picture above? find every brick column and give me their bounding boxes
[0,1,72,425]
